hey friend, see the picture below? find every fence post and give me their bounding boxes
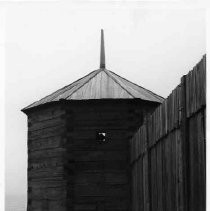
[180,75,190,211]
[145,115,151,211]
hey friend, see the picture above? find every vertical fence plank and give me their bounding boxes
[180,75,190,211]
[197,113,205,211]
[171,131,177,211]
[143,150,150,211]
[129,55,205,211]
[143,123,150,211]
[176,129,184,211]
[156,142,163,211]
[150,147,157,211]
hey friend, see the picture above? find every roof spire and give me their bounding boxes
[100,29,106,69]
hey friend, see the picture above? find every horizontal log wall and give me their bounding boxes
[27,104,68,211]
[64,102,156,211]
[130,55,206,211]
[26,97,159,211]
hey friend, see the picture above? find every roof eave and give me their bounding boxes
[21,97,163,115]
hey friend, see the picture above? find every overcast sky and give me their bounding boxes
[3,1,206,197]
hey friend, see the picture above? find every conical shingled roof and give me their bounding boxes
[22,30,164,112]
[23,68,164,111]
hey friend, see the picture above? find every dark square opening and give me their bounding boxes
[96,132,106,142]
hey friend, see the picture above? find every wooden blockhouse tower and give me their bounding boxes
[22,30,164,211]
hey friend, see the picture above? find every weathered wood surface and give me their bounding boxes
[23,67,164,111]
[27,105,68,211]
[130,55,206,211]
[65,103,138,211]
[27,99,159,211]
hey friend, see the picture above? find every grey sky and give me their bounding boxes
[5,2,205,196]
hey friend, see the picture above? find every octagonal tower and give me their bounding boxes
[22,30,164,211]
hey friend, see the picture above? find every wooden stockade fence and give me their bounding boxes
[130,55,206,211]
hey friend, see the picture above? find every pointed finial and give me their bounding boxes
[100,29,106,69]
